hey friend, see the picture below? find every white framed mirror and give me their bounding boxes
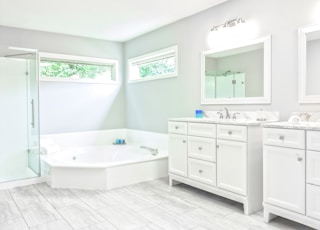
[298,24,320,103]
[201,36,271,104]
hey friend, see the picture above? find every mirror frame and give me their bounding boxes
[201,36,272,104]
[298,24,320,104]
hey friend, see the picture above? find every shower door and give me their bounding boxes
[0,47,40,182]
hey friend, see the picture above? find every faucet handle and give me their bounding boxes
[232,112,240,120]
[224,107,231,119]
[217,111,223,119]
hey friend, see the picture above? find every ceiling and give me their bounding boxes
[0,0,227,42]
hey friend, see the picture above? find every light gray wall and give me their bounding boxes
[124,0,320,133]
[0,26,125,134]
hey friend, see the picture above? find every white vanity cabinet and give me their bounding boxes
[168,119,264,215]
[307,131,320,222]
[217,125,248,196]
[263,145,305,214]
[263,126,320,229]
[168,121,188,177]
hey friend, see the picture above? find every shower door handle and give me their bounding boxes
[31,99,35,128]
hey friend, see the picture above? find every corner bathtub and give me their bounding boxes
[42,145,168,190]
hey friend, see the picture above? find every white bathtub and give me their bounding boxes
[44,145,167,167]
[41,130,169,190]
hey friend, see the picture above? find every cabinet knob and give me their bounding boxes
[182,140,186,143]
[228,131,232,135]
[199,169,203,173]
[216,145,219,148]
[279,135,284,141]
[198,147,202,151]
[175,126,179,129]
[297,157,303,162]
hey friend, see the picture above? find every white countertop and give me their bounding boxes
[263,121,320,131]
[169,117,273,126]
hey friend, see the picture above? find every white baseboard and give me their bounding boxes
[0,176,47,190]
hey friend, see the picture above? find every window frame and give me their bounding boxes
[39,52,119,84]
[127,45,178,83]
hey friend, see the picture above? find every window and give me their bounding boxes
[128,46,178,83]
[39,52,118,84]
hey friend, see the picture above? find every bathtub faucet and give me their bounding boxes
[140,146,159,156]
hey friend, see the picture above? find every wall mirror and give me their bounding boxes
[298,24,320,103]
[201,36,271,104]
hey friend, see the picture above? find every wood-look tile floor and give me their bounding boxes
[0,178,314,230]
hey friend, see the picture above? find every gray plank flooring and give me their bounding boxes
[0,178,314,230]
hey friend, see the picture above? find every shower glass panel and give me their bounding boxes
[0,47,40,183]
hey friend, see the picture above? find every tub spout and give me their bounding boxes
[140,146,158,156]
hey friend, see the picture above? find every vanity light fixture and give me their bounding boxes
[208,18,246,47]
[210,18,245,32]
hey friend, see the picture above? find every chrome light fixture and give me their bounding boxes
[210,18,245,32]
[208,18,246,47]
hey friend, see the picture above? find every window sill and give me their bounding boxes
[40,77,120,85]
[128,74,177,84]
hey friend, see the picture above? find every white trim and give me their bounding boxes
[8,47,38,52]
[201,36,272,105]
[39,77,119,85]
[128,73,176,84]
[0,177,47,190]
[128,45,178,83]
[39,52,119,84]
[298,24,320,104]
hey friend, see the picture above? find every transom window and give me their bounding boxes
[39,53,118,84]
[128,46,178,83]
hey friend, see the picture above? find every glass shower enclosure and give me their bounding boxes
[0,46,40,183]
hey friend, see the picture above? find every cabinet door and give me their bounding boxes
[307,150,320,186]
[307,184,320,220]
[217,139,247,195]
[263,145,305,214]
[168,134,188,177]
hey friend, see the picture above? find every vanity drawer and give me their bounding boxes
[307,184,320,220]
[168,121,187,135]
[307,150,320,186]
[188,158,216,186]
[188,136,216,162]
[307,131,320,151]
[263,128,305,149]
[217,125,247,142]
[188,122,216,138]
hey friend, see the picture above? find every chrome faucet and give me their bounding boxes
[140,146,158,156]
[232,112,240,120]
[217,111,223,119]
[300,112,311,122]
[224,108,231,119]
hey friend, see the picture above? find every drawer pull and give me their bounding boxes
[297,157,303,162]
[175,126,179,129]
[228,131,232,135]
[216,145,219,148]
[182,140,186,143]
[198,147,202,151]
[199,169,203,173]
[279,135,284,141]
